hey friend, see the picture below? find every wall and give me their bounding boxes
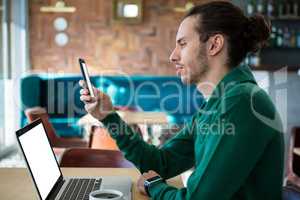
[29,0,202,75]
[258,69,300,170]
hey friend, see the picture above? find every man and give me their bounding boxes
[80,1,284,199]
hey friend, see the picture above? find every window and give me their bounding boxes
[0,0,29,159]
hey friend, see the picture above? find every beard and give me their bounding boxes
[187,45,209,84]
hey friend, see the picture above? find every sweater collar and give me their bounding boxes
[206,64,257,104]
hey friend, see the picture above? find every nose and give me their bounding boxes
[169,47,180,63]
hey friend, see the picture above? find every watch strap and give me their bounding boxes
[144,176,163,197]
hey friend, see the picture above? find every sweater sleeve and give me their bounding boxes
[146,95,280,200]
[101,112,197,179]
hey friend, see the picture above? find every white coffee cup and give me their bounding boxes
[89,189,124,200]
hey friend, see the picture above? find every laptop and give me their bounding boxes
[16,118,132,200]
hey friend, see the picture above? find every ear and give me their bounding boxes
[206,34,224,56]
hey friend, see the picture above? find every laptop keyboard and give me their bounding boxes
[58,178,102,200]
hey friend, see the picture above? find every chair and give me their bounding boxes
[283,185,300,200]
[25,107,90,148]
[88,105,146,150]
[89,124,145,150]
[90,126,119,150]
[286,127,300,190]
[282,127,300,200]
[59,148,134,168]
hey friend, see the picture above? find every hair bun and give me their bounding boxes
[243,14,271,53]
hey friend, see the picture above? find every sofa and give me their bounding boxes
[21,74,204,137]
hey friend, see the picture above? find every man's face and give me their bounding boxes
[169,16,209,84]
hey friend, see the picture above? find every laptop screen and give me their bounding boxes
[18,121,62,200]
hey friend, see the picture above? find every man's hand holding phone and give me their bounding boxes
[79,80,114,121]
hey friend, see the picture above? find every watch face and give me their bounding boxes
[146,176,161,183]
[144,176,162,197]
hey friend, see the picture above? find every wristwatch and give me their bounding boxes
[144,176,164,197]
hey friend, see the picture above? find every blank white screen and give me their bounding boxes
[19,123,61,200]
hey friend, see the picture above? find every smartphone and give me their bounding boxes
[79,58,95,97]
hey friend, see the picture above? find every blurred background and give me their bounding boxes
[0,0,299,183]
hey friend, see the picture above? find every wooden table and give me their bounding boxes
[78,111,168,126]
[116,111,168,124]
[78,111,169,147]
[0,167,182,200]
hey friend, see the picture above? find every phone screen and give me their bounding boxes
[79,58,95,97]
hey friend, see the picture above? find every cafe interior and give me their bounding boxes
[1,0,300,199]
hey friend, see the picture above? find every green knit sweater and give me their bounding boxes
[101,65,284,200]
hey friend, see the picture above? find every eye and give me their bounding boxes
[179,42,187,47]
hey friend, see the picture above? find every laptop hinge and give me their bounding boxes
[47,176,65,200]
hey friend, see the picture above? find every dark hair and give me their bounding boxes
[185,1,271,67]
